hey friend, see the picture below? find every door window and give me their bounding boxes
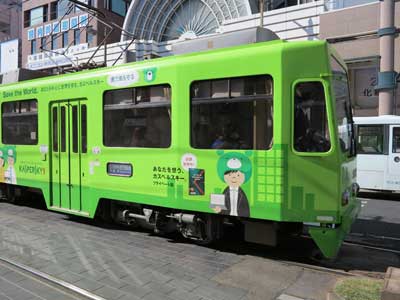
[61,106,66,152]
[294,82,330,153]
[52,107,58,151]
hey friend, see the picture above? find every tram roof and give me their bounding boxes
[0,39,329,90]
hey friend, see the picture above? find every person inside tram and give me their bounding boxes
[294,85,330,152]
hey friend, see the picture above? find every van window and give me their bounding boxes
[2,100,38,145]
[357,125,384,155]
[190,75,273,150]
[103,85,171,148]
[294,82,330,152]
[392,127,400,153]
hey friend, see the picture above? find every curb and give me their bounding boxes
[326,292,345,300]
[382,267,400,300]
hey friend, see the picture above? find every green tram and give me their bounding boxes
[0,39,360,258]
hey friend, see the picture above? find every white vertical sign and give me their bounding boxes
[0,39,19,73]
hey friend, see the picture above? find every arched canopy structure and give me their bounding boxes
[121,0,252,42]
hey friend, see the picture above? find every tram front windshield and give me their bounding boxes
[331,56,355,156]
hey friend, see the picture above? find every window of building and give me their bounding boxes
[2,100,38,145]
[62,32,68,48]
[24,11,30,28]
[58,0,72,17]
[294,82,331,153]
[86,26,95,45]
[41,37,46,51]
[30,6,43,26]
[50,1,58,20]
[357,125,385,155]
[74,29,81,45]
[108,0,131,17]
[51,35,57,50]
[103,85,171,148]
[191,75,273,150]
[31,39,37,55]
[27,5,48,27]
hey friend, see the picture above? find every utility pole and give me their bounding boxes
[377,0,397,115]
[259,0,264,28]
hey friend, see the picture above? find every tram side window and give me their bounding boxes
[392,127,400,153]
[191,75,273,150]
[103,85,171,148]
[2,100,38,145]
[294,82,330,152]
[357,125,384,154]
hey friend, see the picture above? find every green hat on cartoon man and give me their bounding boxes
[216,151,252,183]
[6,146,16,163]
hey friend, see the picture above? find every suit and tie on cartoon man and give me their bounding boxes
[210,151,252,218]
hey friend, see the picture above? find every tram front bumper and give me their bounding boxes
[308,198,361,258]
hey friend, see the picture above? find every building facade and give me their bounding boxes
[0,0,22,74]
[320,1,400,116]
[0,0,22,42]
[22,0,129,71]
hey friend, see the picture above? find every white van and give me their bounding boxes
[354,115,400,192]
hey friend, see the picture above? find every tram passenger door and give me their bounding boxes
[50,100,87,212]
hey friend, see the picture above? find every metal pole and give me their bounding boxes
[104,26,107,66]
[378,0,395,115]
[259,0,264,28]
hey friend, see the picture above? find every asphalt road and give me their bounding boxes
[349,192,400,250]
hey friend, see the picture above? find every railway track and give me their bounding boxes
[0,256,106,300]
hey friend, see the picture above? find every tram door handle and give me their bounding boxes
[394,156,400,163]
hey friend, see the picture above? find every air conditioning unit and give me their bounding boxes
[143,53,160,60]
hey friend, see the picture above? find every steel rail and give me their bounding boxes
[343,240,400,255]
[0,256,107,300]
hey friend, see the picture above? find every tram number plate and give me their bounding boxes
[107,163,133,177]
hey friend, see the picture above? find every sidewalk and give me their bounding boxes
[213,256,339,300]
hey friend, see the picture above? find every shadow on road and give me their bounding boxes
[8,195,400,276]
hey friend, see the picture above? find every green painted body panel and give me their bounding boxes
[0,40,360,257]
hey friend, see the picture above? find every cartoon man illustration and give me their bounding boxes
[211,151,252,217]
[0,150,5,183]
[4,147,17,184]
